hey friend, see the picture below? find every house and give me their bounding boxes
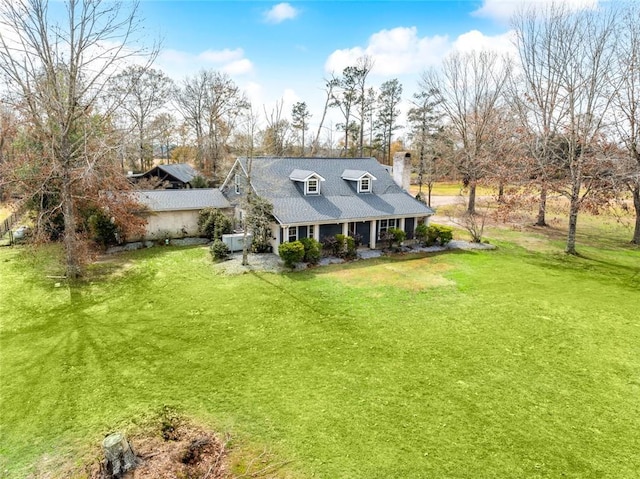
[134,188,231,239]
[130,163,201,189]
[219,153,434,250]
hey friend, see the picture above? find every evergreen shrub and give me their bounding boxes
[278,241,305,268]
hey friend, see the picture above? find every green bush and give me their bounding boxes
[198,208,233,240]
[437,225,453,245]
[333,234,357,259]
[420,224,454,246]
[388,227,406,246]
[344,235,357,259]
[415,223,429,245]
[191,175,209,188]
[278,241,305,268]
[87,209,118,249]
[210,239,230,260]
[299,237,321,264]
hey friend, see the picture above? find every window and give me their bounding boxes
[288,226,298,243]
[234,173,241,194]
[308,225,315,239]
[359,177,371,193]
[378,218,399,239]
[306,178,319,195]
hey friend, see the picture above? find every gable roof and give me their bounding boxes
[234,157,433,225]
[143,163,200,184]
[134,188,230,212]
[289,169,326,182]
[341,169,377,181]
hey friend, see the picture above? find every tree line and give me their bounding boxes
[0,0,638,279]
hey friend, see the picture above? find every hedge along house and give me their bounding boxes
[133,189,231,240]
[220,153,434,251]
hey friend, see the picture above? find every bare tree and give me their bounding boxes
[514,4,619,254]
[108,65,174,171]
[511,5,573,226]
[150,112,177,161]
[240,108,259,266]
[311,77,337,156]
[611,4,640,244]
[174,70,248,182]
[422,50,512,214]
[262,99,290,156]
[0,0,153,278]
[354,55,374,156]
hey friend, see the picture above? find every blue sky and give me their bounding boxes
[135,0,596,135]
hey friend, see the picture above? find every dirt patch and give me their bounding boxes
[87,420,229,479]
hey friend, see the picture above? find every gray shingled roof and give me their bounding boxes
[152,163,200,184]
[135,189,230,212]
[237,157,434,225]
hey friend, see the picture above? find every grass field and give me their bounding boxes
[1,218,639,478]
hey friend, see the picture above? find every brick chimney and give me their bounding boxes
[392,151,411,192]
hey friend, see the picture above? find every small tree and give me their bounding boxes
[210,239,231,261]
[198,208,232,240]
[246,196,274,253]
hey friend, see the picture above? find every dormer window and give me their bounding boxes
[342,169,377,194]
[289,169,325,196]
[234,173,241,194]
[306,178,319,195]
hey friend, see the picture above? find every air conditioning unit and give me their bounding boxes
[222,232,253,252]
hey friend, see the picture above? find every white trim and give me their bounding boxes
[358,177,371,193]
[305,178,320,195]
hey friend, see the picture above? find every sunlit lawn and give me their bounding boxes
[1,217,639,478]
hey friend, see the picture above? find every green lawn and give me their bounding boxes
[1,228,639,478]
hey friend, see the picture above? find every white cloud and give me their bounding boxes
[198,48,244,64]
[264,3,299,24]
[473,0,599,23]
[325,27,516,77]
[156,47,253,80]
[325,27,449,76]
[242,81,264,106]
[222,59,254,76]
[452,29,517,56]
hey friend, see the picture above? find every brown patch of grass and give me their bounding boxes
[325,256,455,292]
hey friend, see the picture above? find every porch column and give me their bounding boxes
[342,222,349,236]
[272,224,281,251]
[313,225,320,242]
[399,217,405,233]
[370,220,377,249]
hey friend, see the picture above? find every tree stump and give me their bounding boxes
[102,432,140,478]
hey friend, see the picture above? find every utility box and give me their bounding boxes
[222,233,252,252]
